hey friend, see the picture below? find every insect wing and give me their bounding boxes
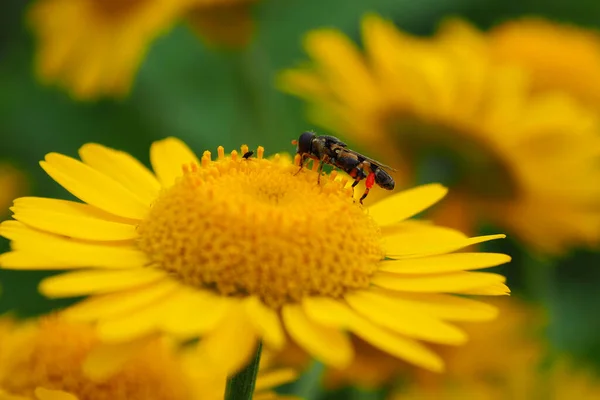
[342,148,397,172]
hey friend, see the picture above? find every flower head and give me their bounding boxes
[489,18,600,108]
[0,316,190,400]
[0,138,509,376]
[278,14,600,254]
[29,0,257,99]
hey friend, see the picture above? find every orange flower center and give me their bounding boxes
[136,146,384,308]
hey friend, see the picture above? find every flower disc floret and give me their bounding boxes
[137,148,384,308]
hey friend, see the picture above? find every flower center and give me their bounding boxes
[137,146,384,309]
[387,114,518,200]
[0,318,189,400]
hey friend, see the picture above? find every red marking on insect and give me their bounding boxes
[366,172,376,189]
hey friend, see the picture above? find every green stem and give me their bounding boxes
[225,342,263,400]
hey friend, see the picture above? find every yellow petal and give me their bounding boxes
[385,233,507,258]
[179,351,227,399]
[40,153,148,219]
[194,302,259,375]
[12,197,136,224]
[63,279,180,321]
[367,184,448,225]
[83,336,154,381]
[371,271,506,293]
[302,297,443,372]
[39,268,168,298]
[158,290,234,338]
[0,221,148,269]
[457,282,511,296]
[302,296,356,328]
[97,291,188,342]
[150,137,200,187]
[369,289,499,321]
[345,290,467,344]
[381,219,461,235]
[0,251,77,270]
[282,303,353,368]
[303,29,380,110]
[382,223,467,254]
[244,296,285,350]
[254,368,299,391]
[378,253,511,274]
[79,143,161,204]
[11,201,138,241]
[34,388,78,400]
[350,311,444,372]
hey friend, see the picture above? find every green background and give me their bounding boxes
[2,0,600,397]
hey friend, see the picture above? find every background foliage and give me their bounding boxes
[2,0,600,397]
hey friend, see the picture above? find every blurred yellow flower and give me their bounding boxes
[545,361,600,400]
[0,316,298,400]
[0,137,509,377]
[490,18,600,109]
[0,316,192,400]
[29,0,257,99]
[279,14,600,254]
[0,163,26,219]
[392,298,600,400]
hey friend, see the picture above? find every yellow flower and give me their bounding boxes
[0,316,191,400]
[546,361,600,400]
[0,137,510,377]
[0,316,298,400]
[392,298,600,400]
[278,14,600,254]
[489,18,600,109]
[29,0,257,99]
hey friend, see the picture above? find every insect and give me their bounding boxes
[292,131,396,204]
[242,150,254,159]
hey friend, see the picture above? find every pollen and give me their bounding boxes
[0,317,189,400]
[137,146,385,308]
